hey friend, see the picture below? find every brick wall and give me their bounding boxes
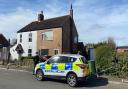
[37,27,62,56]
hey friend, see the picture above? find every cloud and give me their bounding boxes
[0,2,67,39]
[0,0,128,46]
[0,7,36,39]
[73,0,128,46]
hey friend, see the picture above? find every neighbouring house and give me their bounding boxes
[116,46,128,53]
[0,34,10,61]
[10,6,78,60]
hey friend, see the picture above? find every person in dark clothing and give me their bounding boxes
[33,52,40,69]
[33,52,39,75]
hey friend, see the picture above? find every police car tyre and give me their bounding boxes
[67,73,78,87]
[36,69,44,81]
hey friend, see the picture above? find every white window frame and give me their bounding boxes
[54,49,60,55]
[28,49,32,56]
[28,33,32,42]
[20,34,22,43]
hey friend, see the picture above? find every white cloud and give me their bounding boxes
[0,0,128,46]
[0,7,36,39]
[73,0,128,46]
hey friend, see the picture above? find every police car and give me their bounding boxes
[34,54,90,87]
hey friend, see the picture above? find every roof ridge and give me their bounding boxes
[33,15,71,23]
[17,15,72,33]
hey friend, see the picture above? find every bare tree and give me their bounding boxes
[107,37,116,50]
[10,38,17,46]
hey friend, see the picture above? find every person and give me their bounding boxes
[33,52,39,74]
[39,55,48,62]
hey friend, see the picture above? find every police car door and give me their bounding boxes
[44,56,60,76]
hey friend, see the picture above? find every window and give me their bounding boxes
[58,56,77,63]
[28,49,32,56]
[20,34,22,43]
[47,56,60,63]
[80,57,88,64]
[28,33,32,42]
[41,49,49,56]
[42,31,53,41]
[54,49,59,55]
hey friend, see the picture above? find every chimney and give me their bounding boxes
[38,11,44,22]
[70,4,73,18]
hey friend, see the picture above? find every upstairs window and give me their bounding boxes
[20,34,22,43]
[28,33,32,42]
[42,31,53,41]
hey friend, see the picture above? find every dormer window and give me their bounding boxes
[28,33,32,42]
[20,34,22,43]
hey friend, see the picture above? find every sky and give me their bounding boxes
[0,0,128,46]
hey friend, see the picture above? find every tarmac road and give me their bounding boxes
[0,69,128,89]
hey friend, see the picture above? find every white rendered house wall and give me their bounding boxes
[10,31,37,60]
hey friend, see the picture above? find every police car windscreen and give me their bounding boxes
[81,57,88,64]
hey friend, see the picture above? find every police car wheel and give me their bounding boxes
[36,69,44,81]
[67,73,78,87]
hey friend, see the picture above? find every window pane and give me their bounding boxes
[80,57,88,64]
[28,49,32,56]
[54,50,59,55]
[28,33,32,42]
[29,33,32,37]
[29,38,32,42]
[42,31,53,40]
[20,34,22,38]
[41,49,49,56]
[28,49,32,53]
[48,56,60,63]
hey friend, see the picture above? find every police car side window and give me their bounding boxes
[71,57,77,62]
[58,56,69,63]
[47,56,60,63]
[58,56,76,63]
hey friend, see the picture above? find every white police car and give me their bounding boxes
[35,54,90,87]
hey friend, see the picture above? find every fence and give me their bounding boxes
[0,58,34,71]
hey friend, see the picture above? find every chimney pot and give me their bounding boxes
[38,11,44,21]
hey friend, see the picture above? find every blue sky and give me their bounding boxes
[0,0,128,46]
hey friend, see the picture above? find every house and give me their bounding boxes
[0,34,10,61]
[10,6,78,60]
[116,46,128,53]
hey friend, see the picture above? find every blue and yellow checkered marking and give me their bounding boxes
[40,64,45,69]
[65,62,72,70]
[39,62,75,70]
[51,63,58,70]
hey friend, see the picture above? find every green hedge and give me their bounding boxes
[106,52,128,78]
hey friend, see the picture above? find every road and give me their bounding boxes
[0,69,128,89]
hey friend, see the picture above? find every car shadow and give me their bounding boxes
[41,75,108,88]
[78,76,108,87]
